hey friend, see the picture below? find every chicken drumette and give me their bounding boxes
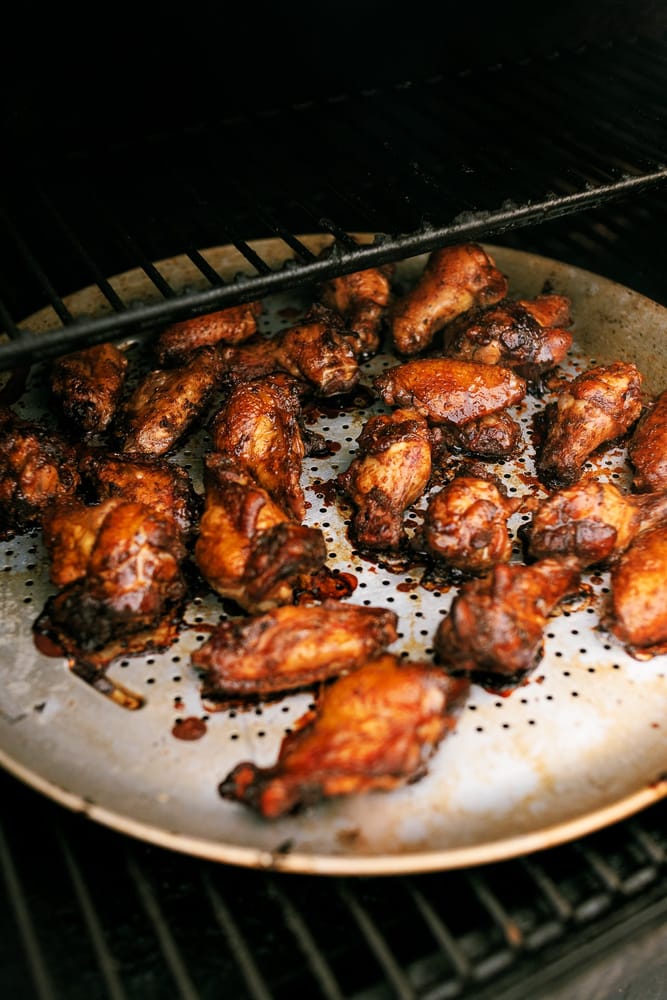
[390,243,508,356]
[434,556,581,683]
[219,652,470,819]
[318,263,393,358]
[537,361,643,486]
[628,388,667,492]
[49,341,129,434]
[209,373,308,522]
[434,410,523,459]
[603,525,667,659]
[336,408,433,551]
[194,452,327,613]
[193,599,399,699]
[154,300,262,366]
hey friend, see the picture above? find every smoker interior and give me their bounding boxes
[1,4,667,997]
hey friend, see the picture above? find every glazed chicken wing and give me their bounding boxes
[115,345,225,456]
[209,373,307,521]
[336,408,433,551]
[219,652,470,819]
[154,300,262,366]
[390,243,508,356]
[603,525,667,659]
[434,557,581,682]
[421,475,523,575]
[526,479,667,567]
[218,304,360,397]
[193,599,399,698]
[0,408,81,539]
[434,410,523,458]
[194,452,327,613]
[318,264,393,358]
[50,341,129,434]
[537,361,643,487]
[628,388,667,492]
[373,358,526,426]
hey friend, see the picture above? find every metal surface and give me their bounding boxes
[1,238,666,876]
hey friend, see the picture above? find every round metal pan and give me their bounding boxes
[1,236,665,875]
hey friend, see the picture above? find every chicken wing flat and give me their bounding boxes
[441,295,573,384]
[219,652,470,819]
[318,264,393,358]
[434,410,523,458]
[40,498,188,651]
[194,452,327,613]
[193,599,399,698]
[526,479,667,568]
[218,304,360,397]
[78,448,201,540]
[434,557,581,682]
[421,475,523,575]
[604,525,667,659]
[0,408,81,539]
[115,345,225,456]
[50,341,129,434]
[537,361,643,487]
[209,373,307,522]
[390,243,508,356]
[336,408,433,551]
[154,300,262,366]
[628,388,667,492]
[373,358,526,426]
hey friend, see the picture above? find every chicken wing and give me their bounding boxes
[318,264,393,358]
[526,479,667,567]
[373,358,526,426]
[421,475,523,575]
[193,599,399,698]
[434,410,523,458]
[219,652,470,819]
[434,557,581,682]
[154,300,262,366]
[628,388,667,492]
[603,525,667,658]
[115,345,225,456]
[194,452,327,613]
[390,243,508,356]
[336,408,433,551]
[537,361,643,487]
[49,341,129,434]
[209,373,307,522]
[0,407,81,539]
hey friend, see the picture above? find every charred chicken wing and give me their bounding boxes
[604,525,667,658]
[628,388,667,492]
[537,361,643,486]
[50,341,129,434]
[434,557,581,681]
[336,408,433,551]
[390,243,508,356]
[154,300,262,366]
[318,264,393,358]
[194,452,327,613]
[219,652,470,819]
[193,599,399,698]
[434,410,523,458]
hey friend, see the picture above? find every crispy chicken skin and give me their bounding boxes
[390,243,508,356]
[78,448,201,540]
[42,498,188,650]
[194,452,327,613]
[373,358,526,426]
[434,557,581,680]
[537,361,643,487]
[434,410,523,458]
[526,479,667,567]
[154,300,262,366]
[441,295,573,383]
[218,304,360,397]
[604,525,667,658]
[336,408,433,551]
[219,652,470,819]
[115,345,225,456]
[50,342,129,433]
[0,408,81,539]
[318,264,393,357]
[209,373,307,522]
[628,388,667,492]
[421,476,523,575]
[193,600,399,698]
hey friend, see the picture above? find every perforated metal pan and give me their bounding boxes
[0,236,665,875]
